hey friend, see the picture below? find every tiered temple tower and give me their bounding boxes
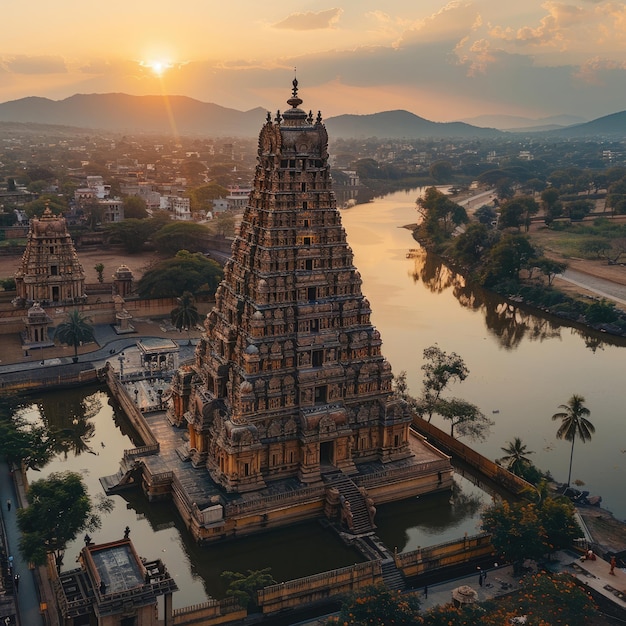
[176,81,414,493]
[14,206,86,306]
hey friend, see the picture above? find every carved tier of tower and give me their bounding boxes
[14,206,86,306]
[178,82,413,493]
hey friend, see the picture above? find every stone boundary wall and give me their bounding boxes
[103,364,158,448]
[257,560,383,614]
[395,532,494,578]
[172,597,246,626]
[0,296,180,333]
[0,366,99,395]
[411,418,532,496]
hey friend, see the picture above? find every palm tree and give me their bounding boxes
[55,309,95,363]
[552,394,595,488]
[171,292,200,345]
[499,437,534,476]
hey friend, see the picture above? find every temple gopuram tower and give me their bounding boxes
[175,81,429,495]
[14,206,86,306]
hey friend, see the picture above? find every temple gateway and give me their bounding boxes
[109,82,452,542]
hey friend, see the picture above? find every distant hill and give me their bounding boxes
[460,113,587,131]
[0,94,623,139]
[0,93,267,136]
[325,110,502,139]
[546,110,626,137]
[0,95,501,139]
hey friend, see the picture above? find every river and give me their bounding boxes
[339,188,626,520]
[15,187,626,607]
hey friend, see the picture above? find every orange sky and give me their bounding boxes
[1,1,626,121]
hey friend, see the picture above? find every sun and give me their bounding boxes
[142,60,172,77]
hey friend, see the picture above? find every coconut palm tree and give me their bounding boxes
[552,394,595,488]
[171,291,200,345]
[55,309,95,363]
[499,437,534,476]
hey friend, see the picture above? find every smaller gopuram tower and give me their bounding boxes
[14,206,86,306]
[178,81,416,493]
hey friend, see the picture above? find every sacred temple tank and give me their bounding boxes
[175,80,413,493]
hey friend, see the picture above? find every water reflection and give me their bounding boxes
[375,477,486,554]
[17,385,365,606]
[408,246,625,351]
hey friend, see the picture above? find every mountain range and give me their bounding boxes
[0,93,623,139]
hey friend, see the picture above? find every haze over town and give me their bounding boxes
[2,1,626,123]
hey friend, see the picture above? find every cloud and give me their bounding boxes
[574,56,626,84]
[397,1,479,46]
[273,8,343,31]
[4,55,67,74]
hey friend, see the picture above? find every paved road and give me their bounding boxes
[0,461,42,626]
[560,268,626,308]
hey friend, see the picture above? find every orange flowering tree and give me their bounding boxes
[481,500,546,572]
[481,495,581,572]
[332,585,422,625]
[484,572,597,625]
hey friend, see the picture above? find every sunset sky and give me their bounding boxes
[2,1,626,122]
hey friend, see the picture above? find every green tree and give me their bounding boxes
[104,218,154,253]
[539,496,582,554]
[209,212,236,237]
[498,196,539,231]
[416,187,468,244]
[82,198,105,230]
[55,309,95,362]
[420,345,469,421]
[171,291,201,344]
[122,195,149,219]
[17,471,113,569]
[152,222,210,255]
[188,182,228,212]
[335,584,421,626]
[137,250,223,298]
[220,568,276,611]
[392,371,423,415]
[480,500,546,573]
[429,160,453,183]
[541,187,560,224]
[566,199,594,221]
[498,437,534,477]
[435,397,492,441]
[23,195,68,219]
[0,412,54,472]
[585,298,618,324]
[534,257,567,286]
[481,233,536,287]
[94,263,105,283]
[449,223,492,268]
[552,394,595,488]
[474,204,497,226]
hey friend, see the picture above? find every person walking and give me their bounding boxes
[423,585,428,599]
[610,555,617,575]
[6,499,10,512]
[13,573,19,592]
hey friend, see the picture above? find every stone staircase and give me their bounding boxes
[324,472,375,536]
[381,560,406,592]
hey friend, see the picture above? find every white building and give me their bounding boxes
[99,198,124,223]
[161,195,192,221]
[225,185,252,210]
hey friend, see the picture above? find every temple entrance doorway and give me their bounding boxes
[320,441,334,467]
